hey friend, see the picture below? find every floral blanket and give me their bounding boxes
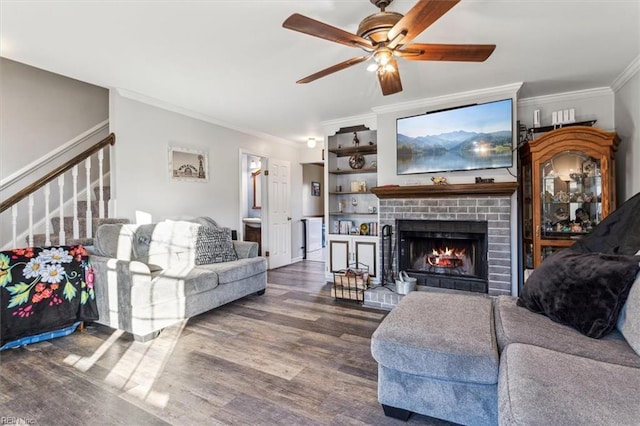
[0,245,98,346]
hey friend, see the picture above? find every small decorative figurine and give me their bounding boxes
[353,132,360,147]
[431,176,447,185]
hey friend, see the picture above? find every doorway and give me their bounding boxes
[239,151,292,269]
[302,163,325,261]
[240,153,265,255]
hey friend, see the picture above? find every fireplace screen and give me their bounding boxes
[397,220,488,293]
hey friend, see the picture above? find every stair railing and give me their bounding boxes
[0,133,115,248]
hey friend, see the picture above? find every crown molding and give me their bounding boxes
[114,88,297,147]
[517,87,613,107]
[611,55,640,93]
[370,82,523,115]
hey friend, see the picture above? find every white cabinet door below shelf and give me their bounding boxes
[327,236,377,279]
[329,239,349,272]
[354,240,376,278]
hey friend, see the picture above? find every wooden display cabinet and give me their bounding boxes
[520,126,619,271]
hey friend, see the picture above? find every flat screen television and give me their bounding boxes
[396,98,513,175]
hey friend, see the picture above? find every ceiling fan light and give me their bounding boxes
[384,63,395,72]
[379,51,391,65]
[366,62,378,72]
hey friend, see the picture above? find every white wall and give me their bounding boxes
[613,58,640,201]
[517,88,614,132]
[109,90,304,262]
[0,58,108,179]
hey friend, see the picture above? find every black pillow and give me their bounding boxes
[517,250,640,338]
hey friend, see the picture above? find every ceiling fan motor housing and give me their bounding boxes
[357,11,403,44]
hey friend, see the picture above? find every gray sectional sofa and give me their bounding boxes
[496,292,640,425]
[371,277,640,425]
[372,192,640,425]
[89,218,267,341]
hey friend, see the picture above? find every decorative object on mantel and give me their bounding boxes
[431,176,448,185]
[475,177,495,184]
[352,132,360,147]
[349,154,365,169]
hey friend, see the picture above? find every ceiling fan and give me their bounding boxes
[282,0,495,96]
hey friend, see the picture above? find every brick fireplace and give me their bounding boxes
[366,183,518,309]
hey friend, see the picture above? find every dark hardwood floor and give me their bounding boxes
[0,260,452,425]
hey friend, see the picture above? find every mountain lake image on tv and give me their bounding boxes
[397,98,513,174]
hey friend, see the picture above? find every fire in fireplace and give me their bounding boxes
[425,246,468,272]
[397,220,489,293]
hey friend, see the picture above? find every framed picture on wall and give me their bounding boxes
[311,181,321,197]
[169,146,208,182]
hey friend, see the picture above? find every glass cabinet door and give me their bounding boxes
[539,151,602,241]
[522,163,534,269]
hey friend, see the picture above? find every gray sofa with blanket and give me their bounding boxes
[372,193,640,425]
[89,218,267,341]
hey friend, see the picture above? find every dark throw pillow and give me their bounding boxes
[195,227,238,265]
[517,250,640,338]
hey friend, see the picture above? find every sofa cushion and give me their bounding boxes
[617,250,640,356]
[187,216,220,230]
[94,223,138,260]
[145,221,200,269]
[195,227,238,265]
[201,257,267,285]
[495,296,640,368]
[93,223,162,271]
[130,265,220,308]
[517,250,640,338]
[371,292,499,385]
[498,343,640,426]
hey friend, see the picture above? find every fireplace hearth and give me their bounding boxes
[397,220,488,293]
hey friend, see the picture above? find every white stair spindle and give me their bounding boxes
[85,159,92,239]
[58,175,66,245]
[28,194,34,247]
[98,149,105,219]
[44,183,51,246]
[72,165,79,239]
[11,205,18,248]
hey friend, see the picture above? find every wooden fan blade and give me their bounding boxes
[283,13,373,50]
[387,0,460,47]
[297,56,370,84]
[377,59,403,96]
[397,43,496,62]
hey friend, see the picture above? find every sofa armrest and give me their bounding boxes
[233,241,258,259]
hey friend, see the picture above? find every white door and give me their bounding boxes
[267,159,291,269]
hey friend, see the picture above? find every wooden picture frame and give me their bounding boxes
[169,146,208,182]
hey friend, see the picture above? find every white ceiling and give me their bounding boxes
[1,1,638,145]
